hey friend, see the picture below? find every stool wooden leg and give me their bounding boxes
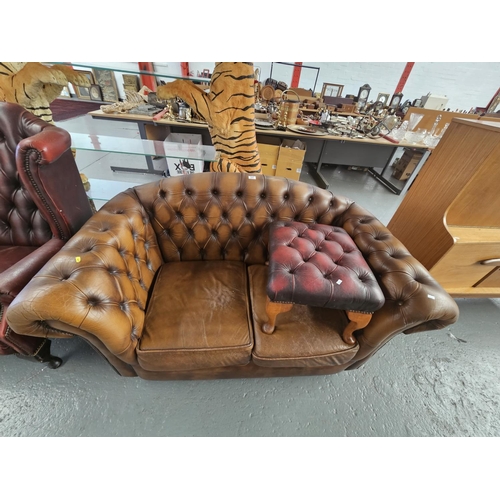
[262,297,293,334]
[342,311,373,345]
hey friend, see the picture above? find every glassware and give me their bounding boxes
[407,113,424,131]
[389,120,408,141]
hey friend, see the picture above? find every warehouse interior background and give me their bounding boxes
[2,3,498,499]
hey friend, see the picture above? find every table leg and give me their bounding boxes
[262,297,294,334]
[306,140,330,189]
[109,121,165,176]
[367,146,430,195]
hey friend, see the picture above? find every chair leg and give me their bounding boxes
[14,337,63,369]
[262,297,294,334]
[342,311,373,345]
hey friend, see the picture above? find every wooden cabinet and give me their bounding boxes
[387,118,500,297]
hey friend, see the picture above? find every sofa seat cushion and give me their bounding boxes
[248,265,359,368]
[137,260,253,372]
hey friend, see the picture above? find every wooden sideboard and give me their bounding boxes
[387,118,500,297]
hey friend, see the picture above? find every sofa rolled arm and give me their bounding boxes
[336,203,459,355]
[6,191,164,365]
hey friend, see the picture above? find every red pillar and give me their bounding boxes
[291,62,302,88]
[394,62,415,94]
[138,62,156,91]
[180,62,190,77]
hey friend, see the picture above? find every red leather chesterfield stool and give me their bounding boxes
[263,221,386,344]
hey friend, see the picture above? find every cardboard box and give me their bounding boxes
[164,133,204,176]
[275,139,306,181]
[391,148,424,181]
[257,137,281,176]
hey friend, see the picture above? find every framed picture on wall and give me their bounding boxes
[92,68,119,102]
[74,70,94,100]
[89,84,103,101]
[320,83,344,99]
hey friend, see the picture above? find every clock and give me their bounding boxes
[400,99,412,115]
[389,92,403,109]
[357,84,371,103]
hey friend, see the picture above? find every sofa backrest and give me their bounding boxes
[132,172,355,265]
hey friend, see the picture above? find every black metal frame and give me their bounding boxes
[269,62,320,96]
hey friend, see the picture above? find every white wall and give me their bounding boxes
[258,62,500,111]
[72,62,500,110]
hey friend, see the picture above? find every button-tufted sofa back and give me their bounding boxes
[132,173,354,265]
[0,103,53,246]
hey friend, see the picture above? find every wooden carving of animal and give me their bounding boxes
[156,62,262,174]
[0,62,91,124]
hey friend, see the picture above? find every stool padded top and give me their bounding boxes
[266,221,385,312]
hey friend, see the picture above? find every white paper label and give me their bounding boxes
[248,176,256,179]
[428,294,435,300]
[336,279,343,285]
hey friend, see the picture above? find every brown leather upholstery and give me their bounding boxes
[0,102,93,360]
[6,172,460,379]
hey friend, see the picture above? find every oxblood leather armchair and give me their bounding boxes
[7,173,459,379]
[0,102,93,367]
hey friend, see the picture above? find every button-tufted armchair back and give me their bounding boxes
[0,102,93,362]
[0,104,53,245]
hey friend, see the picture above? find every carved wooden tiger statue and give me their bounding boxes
[156,62,262,174]
[0,62,90,124]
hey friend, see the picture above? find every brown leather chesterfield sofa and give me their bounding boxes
[7,173,459,380]
[0,102,93,367]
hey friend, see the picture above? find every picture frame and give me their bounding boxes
[92,68,119,103]
[122,74,139,92]
[321,83,344,99]
[376,93,390,106]
[74,70,94,100]
[89,84,103,101]
[59,85,72,98]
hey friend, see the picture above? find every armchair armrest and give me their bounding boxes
[337,203,459,359]
[17,126,71,164]
[0,238,65,304]
[16,127,93,240]
[6,191,164,366]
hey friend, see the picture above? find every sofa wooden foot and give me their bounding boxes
[342,311,372,345]
[262,297,293,334]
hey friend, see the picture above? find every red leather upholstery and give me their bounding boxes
[0,102,93,360]
[266,221,385,312]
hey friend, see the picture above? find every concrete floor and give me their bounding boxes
[1,113,500,438]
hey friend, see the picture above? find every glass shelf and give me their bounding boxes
[87,178,141,202]
[71,133,216,161]
[46,62,211,83]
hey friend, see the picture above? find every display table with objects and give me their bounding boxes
[7,173,459,380]
[88,110,430,195]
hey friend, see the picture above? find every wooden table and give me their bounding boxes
[88,110,430,195]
